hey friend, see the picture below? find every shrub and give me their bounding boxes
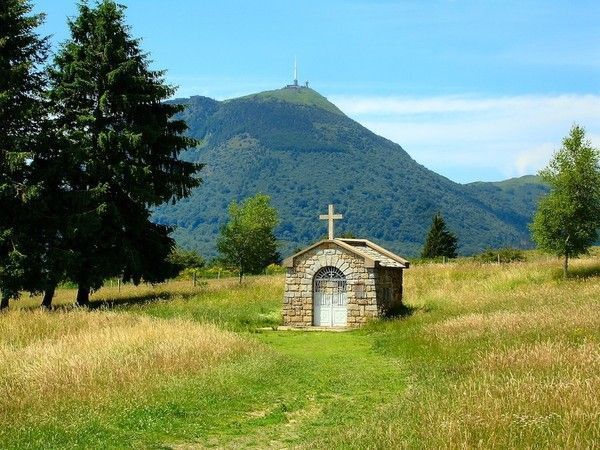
[265,263,286,275]
[476,248,526,264]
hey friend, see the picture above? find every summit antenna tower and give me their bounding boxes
[285,57,308,89]
[293,56,298,86]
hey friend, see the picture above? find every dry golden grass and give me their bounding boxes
[427,302,600,340]
[414,256,600,345]
[406,255,600,311]
[15,276,281,310]
[418,340,600,448]
[1,254,598,448]
[415,256,599,448]
[325,253,600,449]
[0,309,253,422]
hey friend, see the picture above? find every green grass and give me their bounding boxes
[234,87,344,115]
[118,276,284,331]
[1,253,599,448]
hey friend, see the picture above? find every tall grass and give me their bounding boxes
[119,275,283,331]
[0,309,253,430]
[0,252,598,448]
[15,277,283,332]
[321,253,600,449]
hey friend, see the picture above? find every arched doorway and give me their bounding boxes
[313,266,347,327]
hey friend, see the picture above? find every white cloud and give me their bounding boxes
[514,144,556,177]
[330,94,600,182]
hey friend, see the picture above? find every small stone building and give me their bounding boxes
[282,238,409,328]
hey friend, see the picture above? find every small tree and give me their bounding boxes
[421,213,458,259]
[168,247,205,271]
[531,125,600,278]
[168,247,205,281]
[217,194,279,282]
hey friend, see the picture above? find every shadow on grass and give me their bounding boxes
[388,303,418,319]
[18,287,204,312]
[549,263,600,281]
[89,289,202,310]
[567,264,600,280]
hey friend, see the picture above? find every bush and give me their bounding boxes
[265,263,286,275]
[178,266,237,280]
[409,256,451,265]
[476,248,526,264]
[168,248,205,271]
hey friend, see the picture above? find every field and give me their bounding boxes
[1,252,599,449]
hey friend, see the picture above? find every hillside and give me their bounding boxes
[464,175,549,238]
[153,87,548,257]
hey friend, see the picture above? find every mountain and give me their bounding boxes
[152,87,548,258]
[464,175,549,241]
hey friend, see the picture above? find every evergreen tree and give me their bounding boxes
[421,213,458,259]
[0,0,49,309]
[121,221,181,285]
[47,0,201,305]
[531,125,600,278]
[217,194,279,282]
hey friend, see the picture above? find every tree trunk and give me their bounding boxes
[563,253,569,279]
[0,292,9,310]
[41,285,56,309]
[238,269,243,284]
[76,286,90,307]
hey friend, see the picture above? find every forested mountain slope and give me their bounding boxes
[153,87,547,257]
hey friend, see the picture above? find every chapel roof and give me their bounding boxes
[283,238,409,269]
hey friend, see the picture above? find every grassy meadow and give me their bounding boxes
[1,251,599,448]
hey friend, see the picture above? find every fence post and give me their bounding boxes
[193,271,197,287]
[118,278,121,293]
[497,254,501,264]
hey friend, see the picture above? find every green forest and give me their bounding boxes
[154,89,548,258]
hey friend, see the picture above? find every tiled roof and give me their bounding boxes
[336,239,409,268]
[283,238,410,269]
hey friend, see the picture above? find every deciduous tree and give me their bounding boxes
[531,125,600,278]
[217,194,279,282]
[168,247,205,271]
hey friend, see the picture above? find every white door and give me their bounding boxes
[313,267,347,327]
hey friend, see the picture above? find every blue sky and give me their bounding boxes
[34,0,600,183]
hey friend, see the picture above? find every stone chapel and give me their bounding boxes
[282,205,409,328]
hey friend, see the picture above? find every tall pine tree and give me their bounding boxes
[421,213,458,259]
[48,0,201,305]
[0,0,49,309]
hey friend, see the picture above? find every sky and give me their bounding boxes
[34,0,600,183]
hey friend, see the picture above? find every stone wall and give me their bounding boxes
[375,267,404,316]
[283,242,377,327]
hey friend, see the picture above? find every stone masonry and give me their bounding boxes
[282,239,409,327]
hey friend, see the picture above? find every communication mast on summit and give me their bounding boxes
[294,56,298,86]
[286,57,309,89]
